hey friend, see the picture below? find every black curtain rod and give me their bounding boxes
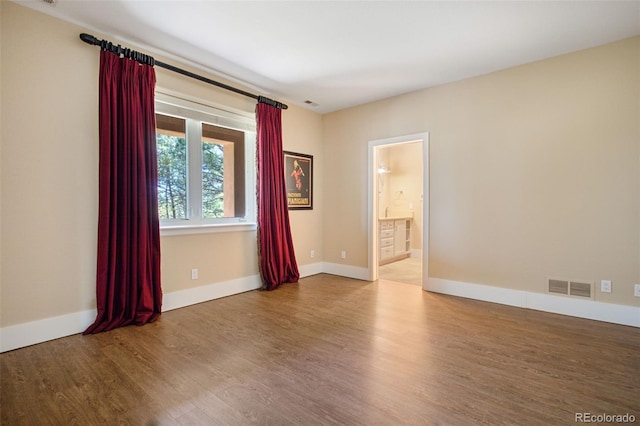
[79,33,288,110]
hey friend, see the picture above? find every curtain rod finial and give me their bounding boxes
[80,33,99,46]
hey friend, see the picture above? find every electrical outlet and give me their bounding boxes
[600,280,612,293]
[191,268,198,280]
[310,250,315,258]
[340,250,346,259]
[634,284,640,297]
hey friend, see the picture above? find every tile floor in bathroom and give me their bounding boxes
[378,256,422,286]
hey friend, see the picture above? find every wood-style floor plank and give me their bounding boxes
[2,274,639,425]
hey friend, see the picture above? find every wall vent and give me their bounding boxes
[548,278,569,295]
[547,277,593,299]
[569,281,593,299]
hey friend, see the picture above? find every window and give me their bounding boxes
[156,114,187,220]
[155,92,256,233]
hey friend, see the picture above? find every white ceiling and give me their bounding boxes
[15,0,640,113]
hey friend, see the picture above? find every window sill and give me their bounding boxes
[160,222,257,237]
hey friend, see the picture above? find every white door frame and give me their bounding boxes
[367,132,429,290]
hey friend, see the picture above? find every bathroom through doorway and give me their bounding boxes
[368,133,429,290]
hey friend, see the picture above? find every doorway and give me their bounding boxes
[367,133,429,290]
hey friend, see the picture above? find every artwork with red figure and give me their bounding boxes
[284,151,313,209]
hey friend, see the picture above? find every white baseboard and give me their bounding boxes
[298,262,324,278]
[427,277,640,328]
[162,275,262,312]
[428,277,528,308]
[0,267,336,353]
[1,275,263,353]
[4,269,636,352]
[322,262,370,281]
[0,309,97,353]
[526,292,639,327]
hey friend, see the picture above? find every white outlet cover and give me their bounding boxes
[634,284,640,297]
[600,280,612,293]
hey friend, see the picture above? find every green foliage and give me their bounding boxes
[156,134,225,220]
[202,142,224,218]
[156,134,187,219]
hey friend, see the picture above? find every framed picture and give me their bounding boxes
[284,151,313,210]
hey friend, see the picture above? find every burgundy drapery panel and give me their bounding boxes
[84,50,162,334]
[256,102,300,290]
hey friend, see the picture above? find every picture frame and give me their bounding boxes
[283,151,313,210]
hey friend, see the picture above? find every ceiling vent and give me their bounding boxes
[547,278,593,299]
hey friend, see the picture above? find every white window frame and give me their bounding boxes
[155,90,257,236]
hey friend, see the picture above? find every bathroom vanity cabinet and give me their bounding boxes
[379,218,412,265]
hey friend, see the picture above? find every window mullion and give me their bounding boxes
[187,119,203,220]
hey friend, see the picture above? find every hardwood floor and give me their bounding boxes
[2,274,639,425]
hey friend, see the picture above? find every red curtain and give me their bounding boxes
[256,102,300,290]
[84,50,162,334]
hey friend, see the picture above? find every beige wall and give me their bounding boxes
[324,36,640,307]
[283,106,324,264]
[0,2,323,327]
[2,2,100,326]
[0,0,3,317]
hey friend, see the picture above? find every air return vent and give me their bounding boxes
[548,278,569,295]
[569,281,593,298]
[547,278,593,299]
